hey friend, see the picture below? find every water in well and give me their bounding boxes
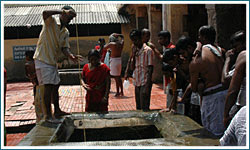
[67,125,163,142]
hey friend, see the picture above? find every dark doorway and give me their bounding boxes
[215,4,246,50]
[185,4,208,42]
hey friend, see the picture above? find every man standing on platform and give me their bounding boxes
[33,6,82,123]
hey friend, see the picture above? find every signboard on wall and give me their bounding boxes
[13,45,36,61]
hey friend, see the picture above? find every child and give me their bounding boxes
[25,51,38,100]
[25,51,42,123]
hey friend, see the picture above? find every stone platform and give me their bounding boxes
[18,111,219,147]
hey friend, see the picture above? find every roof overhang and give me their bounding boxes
[4,4,130,27]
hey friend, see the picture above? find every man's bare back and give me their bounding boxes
[109,42,124,58]
[190,46,224,91]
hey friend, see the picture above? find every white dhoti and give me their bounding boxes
[110,57,122,76]
[201,84,227,136]
[35,60,60,85]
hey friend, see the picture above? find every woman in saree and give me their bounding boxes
[81,49,111,112]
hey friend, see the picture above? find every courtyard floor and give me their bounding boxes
[5,78,166,146]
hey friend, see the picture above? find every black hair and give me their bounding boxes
[62,5,75,12]
[162,48,178,63]
[98,38,105,43]
[162,62,173,72]
[176,36,197,53]
[88,49,100,60]
[158,30,171,42]
[230,30,246,45]
[25,51,35,60]
[129,29,142,40]
[199,25,216,43]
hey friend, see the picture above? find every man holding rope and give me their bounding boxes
[33,6,83,123]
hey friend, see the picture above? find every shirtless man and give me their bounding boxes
[222,31,246,88]
[103,33,124,96]
[224,50,246,128]
[176,36,203,124]
[189,25,227,136]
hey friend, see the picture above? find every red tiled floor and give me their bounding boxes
[5,78,166,146]
[6,133,27,146]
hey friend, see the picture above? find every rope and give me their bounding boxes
[75,22,86,142]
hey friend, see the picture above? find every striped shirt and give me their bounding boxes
[132,43,154,86]
[33,16,70,66]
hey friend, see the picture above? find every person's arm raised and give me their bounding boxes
[43,9,76,21]
[221,50,235,88]
[43,10,62,21]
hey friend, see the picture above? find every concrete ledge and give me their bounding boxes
[17,110,220,146]
[17,122,60,146]
[59,69,81,85]
[50,138,177,146]
[158,112,220,146]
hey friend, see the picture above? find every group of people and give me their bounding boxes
[80,25,246,145]
[23,6,246,146]
[122,26,246,146]
[129,26,246,146]
[24,6,126,121]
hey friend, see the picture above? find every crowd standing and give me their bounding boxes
[15,5,246,146]
[124,25,246,145]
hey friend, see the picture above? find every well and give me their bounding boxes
[17,110,219,146]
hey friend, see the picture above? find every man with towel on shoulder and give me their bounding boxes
[103,33,124,97]
[189,25,227,137]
